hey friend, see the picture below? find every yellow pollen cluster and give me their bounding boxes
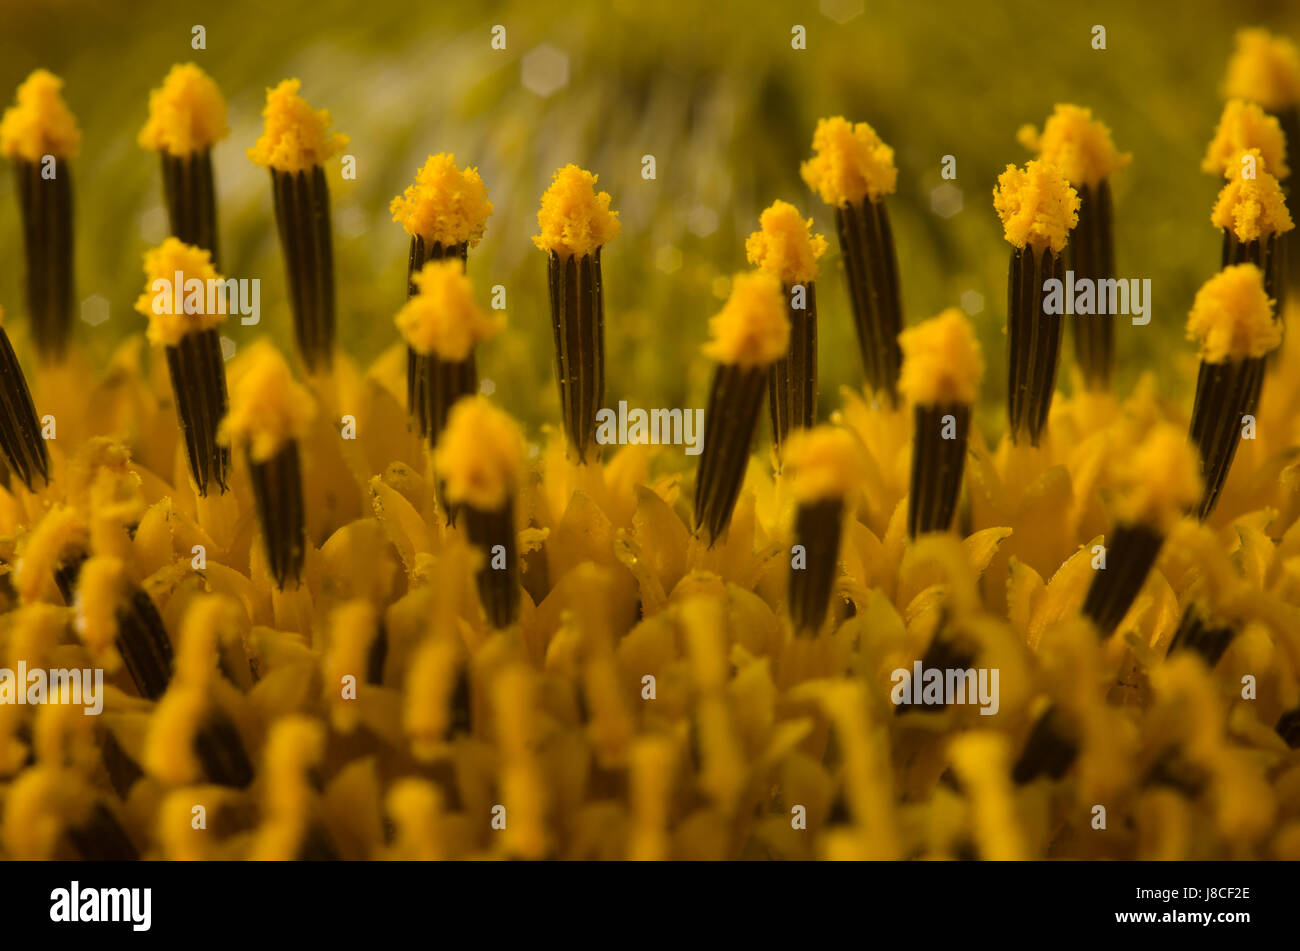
[1185,263,1281,363]
[701,271,790,368]
[782,426,867,503]
[1210,149,1294,243]
[247,78,349,173]
[800,116,898,206]
[1110,424,1202,529]
[532,164,621,258]
[992,160,1080,253]
[1202,100,1289,180]
[1224,27,1300,112]
[137,63,229,157]
[1017,104,1131,188]
[390,153,494,247]
[0,69,81,161]
[434,396,525,511]
[897,308,985,406]
[395,260,503,361]
[133,237,228,346]
[744,200,828,286]
[218,341,316,461]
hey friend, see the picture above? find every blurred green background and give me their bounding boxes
[1,0,1298,442]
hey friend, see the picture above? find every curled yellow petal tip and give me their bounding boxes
[247,78,348,172]
[133,237,227,346]
[800,116,897,206]
[1019,104,1131,188]
[782,426,867,503]
[745,200,828,286]
[1224,27,1300,113]
[1210,149,1294,243]
[898,308,985,406]
[219,341,316,461]
[395,260,503,360]
[1186,263,1281,362]
[138,63,229,157]
[0,69,81,162]
[701,270,790,368]
[390,153,493,247]
[532,164,620,258]
[435,396,525,510]
[993,160,1080,253]
[1202,100,1289,180]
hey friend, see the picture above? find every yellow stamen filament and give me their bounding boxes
[133,237,228,346]
[745,200,828,286]
[138,63,229,157]
[395,260,504,360]
[247,78,349,173]
[434,395,525,511]
[218,341,316,462]
[993,160,1080,253]
[1185,263,1281,362]
[897,308,985,406]
[532,164,621,258]
[390,153,493,247]
[800,116,898,206]
[701,270,790,368]
[1017,104,1131,188]
[0,69,81,162]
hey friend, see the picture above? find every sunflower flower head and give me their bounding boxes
[701,270,789,367]
[133,237,227,346]
[390,152,493,248]
[800,116,897,206]
[1017,103,1131,188]
[745,200,827,285]
[137,63,228,157]
[992,159,1080,252]
[1202,100,1289,179]
[1185,263,1281,362]
[532,164,620,258]
[897,307,985,406]
[395,259,503,360]
[1224,27,1300,113]
[247,78,348,172]
[434,396,525,511]
[218,341,316,462]
[0,68,81,161]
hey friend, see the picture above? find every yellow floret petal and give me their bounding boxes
[1020,104,1131,188]
[1202,100,1289,180]
[1185,263,1281,362]
[992,160,1080,253]
[1210,150,1295,243]
[434,396,526,511]
[1224,28,1300,113]
[132,237,228,346]
[701,270,790,368]
[532,164,621,258]
[395,260,504,360]
[138,63,229,157]
[1111,423,1202,529]
[800,116,898,206]
[247,78,349,172]
[897,308,985,406]
[73,556,126,668]
[782,426,868,503]
[389,153,494,247]
[0,69,81,161]
[218,341,316,461]
[744,200,828,285]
